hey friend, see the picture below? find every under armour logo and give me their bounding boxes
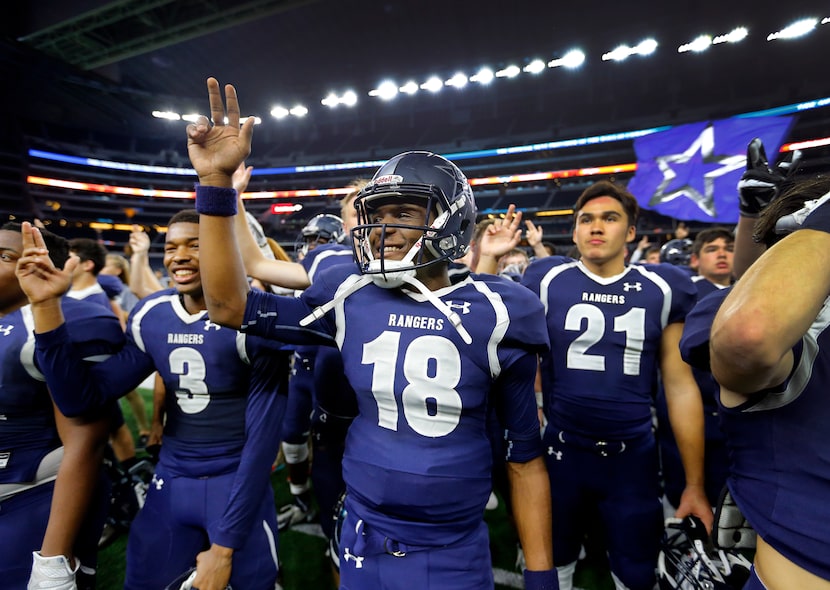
[0,325,14,336]
[547,447,563,460]
[343,548,364,569]
[151,474,165,490]
[204,320,221,331]
[445,301,472,314]
[622,282,642,292]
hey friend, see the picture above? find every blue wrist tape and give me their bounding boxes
[195,184,238,217]
[524,569,559,590]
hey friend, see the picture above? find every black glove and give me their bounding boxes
[737,138,802,217]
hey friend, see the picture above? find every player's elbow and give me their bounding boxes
[710,319,783,389]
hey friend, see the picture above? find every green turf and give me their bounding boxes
[99,388,616,589]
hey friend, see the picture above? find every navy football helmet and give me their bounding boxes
[658,516,751,590]
[351,151,476,282]
[296,213,345,255]
[660,238,693,266]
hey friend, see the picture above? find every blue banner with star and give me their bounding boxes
[627,116,794,223]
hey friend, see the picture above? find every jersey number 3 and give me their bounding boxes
[169,347,210,413]
[362,331,462,438]
[565,303,645,376]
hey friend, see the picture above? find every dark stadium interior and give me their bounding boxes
[3,0,830,261]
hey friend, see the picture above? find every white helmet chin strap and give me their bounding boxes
[299,200,472,343]
[298,269,472,345]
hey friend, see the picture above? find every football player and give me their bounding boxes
[189,78,557,590]
[17,211,290,590]
[232,175,363,585]
[521,180,711,590]
[2,222,123,590]
[656,227,735,517]
[689,175,830,590]
[278,212,351,531]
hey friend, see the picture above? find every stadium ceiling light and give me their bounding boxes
[636,38,658,55]
[603,38,658,61]
[322,91,358,107]
[496,64,521,78]
[602,44,633,61]
[181,114,201,123]
[823,17,829,25]
[713,27,749,44]
[768,18,818,40]
[678,35,712,53]
[369,80,399,100]
[240,116,261,125]
[341,90,358,107]
[420,76,444,92]
[470,67,495,84]
[270,106,289,119]
[152,111,180,121]
[523,59,546,74]
[289,105,308,117]
[548,49,585,69]
[398,81,419,94]
[445,72,468,88]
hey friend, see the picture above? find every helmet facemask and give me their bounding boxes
[295,214,345,256]
[352,186,469,288]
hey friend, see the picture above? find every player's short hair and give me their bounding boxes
[473,218,495,243]
[753,176,830,247]
[574,180,639,226]
[1,222,70,268]
[340,179,370,218]
[69,237,108,275]
[167,209,200,227]
[691,227,734,256]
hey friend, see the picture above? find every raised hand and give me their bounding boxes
[525,219,543,248]
[15,222,76,305]
[186,78,255,187]
[129,225,151,257]
[232,162,253,194]
[738,138,802,217]
[480,204,523,259]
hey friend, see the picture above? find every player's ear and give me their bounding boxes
[626,225,637,243]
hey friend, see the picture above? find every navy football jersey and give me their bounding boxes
[35,290,289,547]
[300,242,358,418]
[681,288,830,580]
[301,242,356,283]
[242,266,549,545]
[67,283,115,313]
[0,298,123,484]
[522,257,697,439]
[125,291,288,477]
